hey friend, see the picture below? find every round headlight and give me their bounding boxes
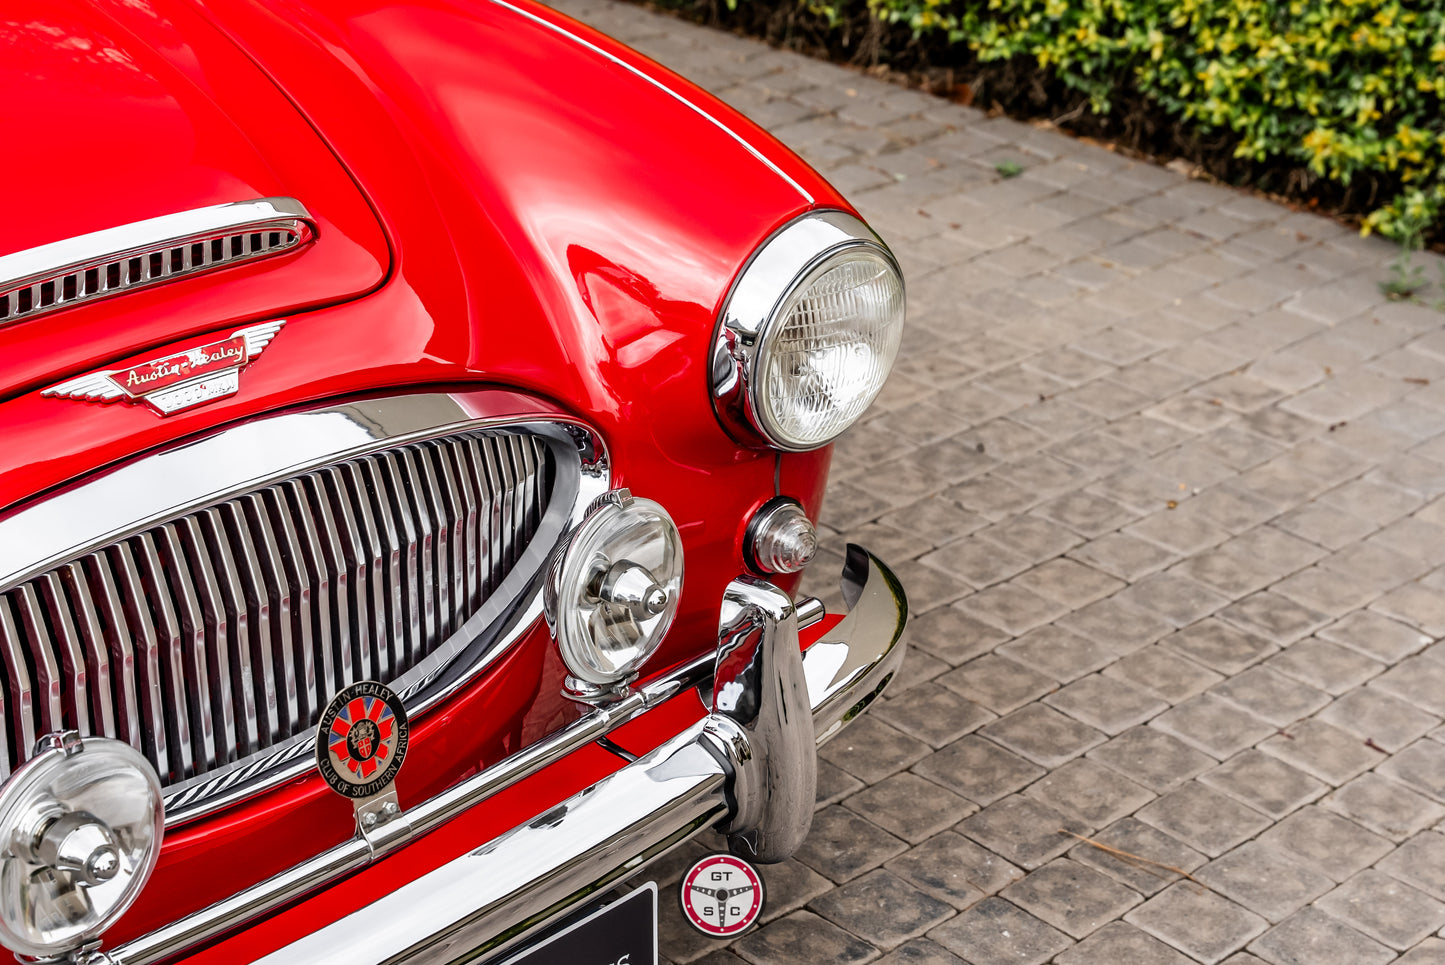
[548,490,683,695]
[712,211,905,451]
[0,733,163,959]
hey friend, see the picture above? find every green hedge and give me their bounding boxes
[708,0,1445,242]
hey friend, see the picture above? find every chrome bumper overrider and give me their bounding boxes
[93,546,906,965]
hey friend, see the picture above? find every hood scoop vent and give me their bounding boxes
[0,198,314,325]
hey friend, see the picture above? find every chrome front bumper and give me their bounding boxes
[95,546,905,965]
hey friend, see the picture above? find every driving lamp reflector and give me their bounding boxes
[551,490,683,690]
[0,733,163,959]
[755,247,904,450]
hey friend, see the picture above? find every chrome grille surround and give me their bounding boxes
[0,392,609,824]
[0,198,315,325]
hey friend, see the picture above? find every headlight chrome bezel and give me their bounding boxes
[710,210,904,452]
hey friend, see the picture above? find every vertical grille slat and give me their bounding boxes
[0,430,555,799]
[155,524,222,770]
[89,549,150,760]
[58,562,117,741]
[123,536,193,780]
[281,480,336,704]
[0,599,35,776]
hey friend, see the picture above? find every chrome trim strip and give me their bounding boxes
[89,552,904,965]
[0,199,315,324]
[710,210,903,451]
[485,0,814,205]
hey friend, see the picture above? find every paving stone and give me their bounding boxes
[1377,579,1445,636]
[1001,859,1143,939]
[1104,644,1225,702]
[809,870,956,950]
[1011,558,1125,609]
[920,538,1033,589]
[751,856,838,925]
[926,897,1073,965]
[1378,831,1445,900]
[1174,544,1279,597]
[956,583,1069,636]
[1057,597,1175,654]
[1219,591,1331,644]
[996,625,1113,683]
[1319,687,1440,752]
[817,757,867,807]
[1152,693,1277,758]
[1201,749,1327,818]
[733,910,878,965]
[1025,757,1155,827]
[980,703,1108,768]
[1195,841,1334,922]
[1137,781,1273,856]
[846,772,977,845]
[1033,491,1138,539]
[872,939,967,965]
[1259,805,1394,881]
[1324,772,1445,841]
[958,795,1091,870]
[913,735,1046,806]
[1259,718,1387,785]
[1379,738,1445,803]
[908,605,1011,666]
[1246,907,1396,965]
[1090,726,1217,792]
[1118,572,1231,627]
[1209,666,1331,726]
[1066,815,1206,896]
[885,831,1024,907]
[1126,881,1269,964]
[1373,656,1445,716]
[938,655,1058,715]
[1069,532,1179,581]
[1264,637,1385,695]
[1398,938,1445,964]
[795,805,909,884]
[820,716,932,785]
[874,683,996,747]
[1126,508,1232,555]
[1316,868,1445,950]
[1044,674,1169,735]
[1054,920,1195,964]
[1162,619,1276,673]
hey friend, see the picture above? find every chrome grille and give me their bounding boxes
[0,431,553,787]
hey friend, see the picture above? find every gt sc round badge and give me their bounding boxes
[315,681,410,799]
[680,853,765,937]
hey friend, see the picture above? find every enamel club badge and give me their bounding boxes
[315,681,409,800]
[680,853,765,937]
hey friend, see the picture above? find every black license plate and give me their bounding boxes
[502,883,657,965]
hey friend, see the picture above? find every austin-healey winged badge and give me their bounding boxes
[42,320,284,416]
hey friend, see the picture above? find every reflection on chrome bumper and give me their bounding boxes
[97,547,906,965]
[259,546,906,964]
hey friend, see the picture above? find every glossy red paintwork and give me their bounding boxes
[0,0,389,399]
[0,0,855,954]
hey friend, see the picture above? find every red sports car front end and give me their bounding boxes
[0,0,908,961]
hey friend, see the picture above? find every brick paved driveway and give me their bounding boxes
[548,1,1445,961]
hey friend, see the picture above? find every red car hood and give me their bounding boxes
[0,0,390,398]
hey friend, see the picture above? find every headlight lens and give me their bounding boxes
[549,490,683,693]
[712,211,905,451]
[0,734,163,959]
